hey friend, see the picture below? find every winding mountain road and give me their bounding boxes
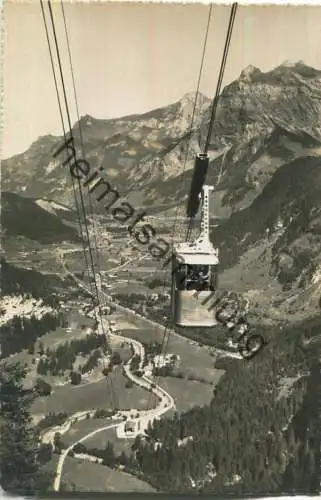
[53,422,119,491]
[51,250,175,491]
[52,247,240,491]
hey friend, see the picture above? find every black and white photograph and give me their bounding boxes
[1,0,320,496]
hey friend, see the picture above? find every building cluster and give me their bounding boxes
[124,419,141,434]
[144,353,181,377]
[153,353,180,368]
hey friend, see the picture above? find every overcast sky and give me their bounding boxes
[3,1,321,158]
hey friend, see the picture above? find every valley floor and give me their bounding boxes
[3,216,319,494]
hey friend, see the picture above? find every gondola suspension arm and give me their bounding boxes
[186,2,238,227]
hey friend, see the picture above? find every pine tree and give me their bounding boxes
[0,361,51,494]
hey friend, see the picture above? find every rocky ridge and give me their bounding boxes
[3,61,321,323]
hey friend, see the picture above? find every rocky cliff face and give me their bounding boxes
[2,91,210,208]
[215,153,321,323]
[4,62,321,211]
[3,61,321,322]
[203,61,321,213]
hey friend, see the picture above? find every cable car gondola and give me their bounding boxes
[172,184,219,327]
[170,2,237,328]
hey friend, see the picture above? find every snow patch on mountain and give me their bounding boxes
[35,199,71,216]
[311,265,321,285]
[45,159,60,175]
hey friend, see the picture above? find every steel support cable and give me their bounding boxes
[43,2,118,410]
[155,4,238,412]
[203,2,237,155]
[148,3,213,280]
[145,4,213,413]
[183,3,212,244]
[46,0,106,341]
[58,1,118,410]
[45,2,101,330]
[187,2,237,242]
[158,1,213,361]
[60,1,103,287]
[59,1,106,332]
[39,3,113,409]
[186,3,237,244]
[39,0,95,304]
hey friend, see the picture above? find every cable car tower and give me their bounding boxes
[172,184,218,327]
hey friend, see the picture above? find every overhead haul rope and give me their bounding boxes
[39,0,94,302]
[204,3,237,155]
[185,2,238,243]
[145,4,213,413]
[59,0,118,410]
[148,3,212,285]
[60,0,103,288]
[46,0,105,329]
[146,2,238,413]
[40,0,117,409]
[45,0,118,410]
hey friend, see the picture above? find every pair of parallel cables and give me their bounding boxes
[146,3,238,412]
[40,0,237,415]
[40,0,118,409]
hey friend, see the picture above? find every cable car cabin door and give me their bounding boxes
[171,256,218,328]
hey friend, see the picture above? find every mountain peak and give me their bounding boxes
[281,59,303,68]
[274,60,321,78]
[238,65,262,83]
[180,91,210,106]
[77,114,96,126]
[240,65,261,80]
[236,61,321,88]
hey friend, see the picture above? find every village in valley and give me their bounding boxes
[2,1,320,494]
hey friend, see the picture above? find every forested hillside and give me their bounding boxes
[1,192,80,244]
[130,315,320,494]
[1,257,62,306]
[0,258,81,357]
